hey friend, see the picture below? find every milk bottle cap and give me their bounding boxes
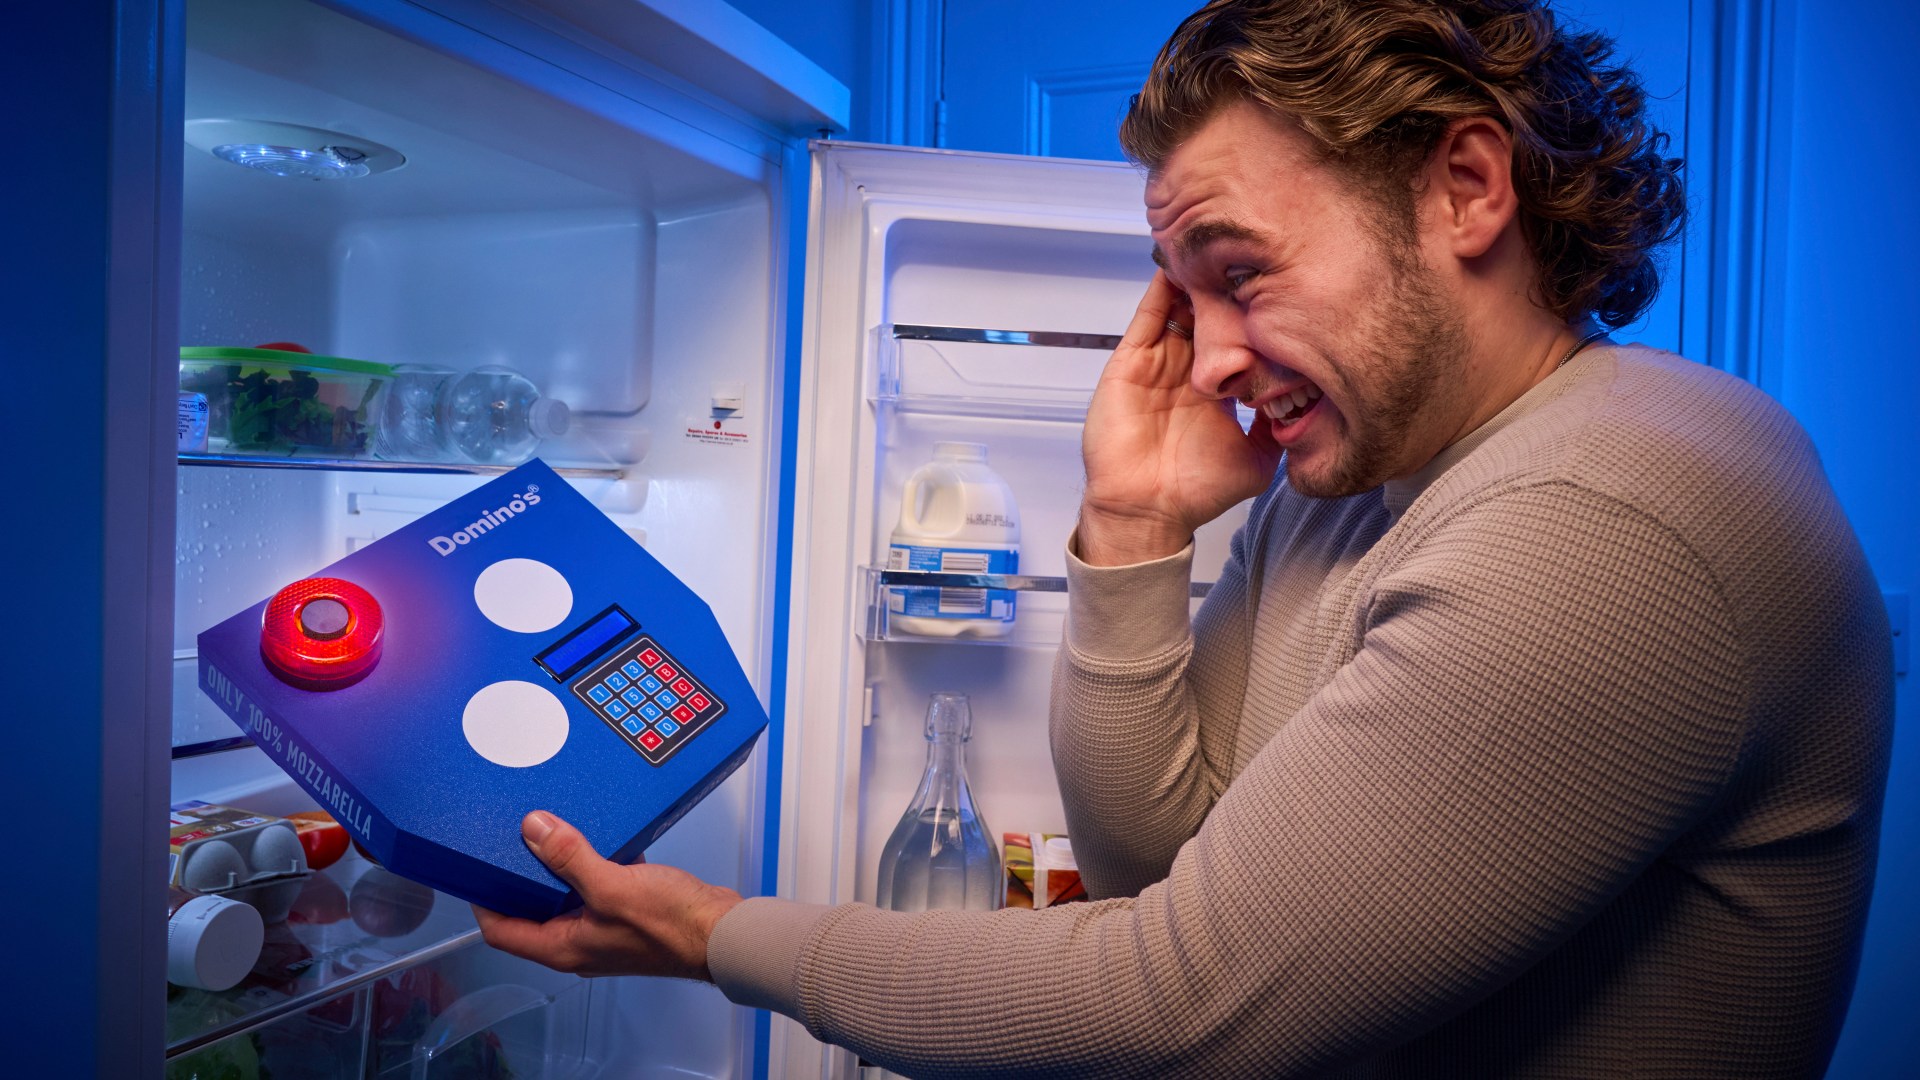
[167,893,264,991]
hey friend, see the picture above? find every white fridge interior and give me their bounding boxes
[169,0,809,1074]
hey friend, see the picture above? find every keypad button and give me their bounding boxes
[621,688,644,706]
[654,663,678,681]
[622,661,643,679]
[639,701,664,721]
[588,684,613,704]
[606,672,629,692]
[671,703,695,723]
[639,675,664,694]
[670,677,694,696]
[656,690,680,709]
[638,648,661,667]
[622,717,643,735]
[606,700,629,719]
[656,718,680,738]
[687,692,711,711]
[639,730,663,751]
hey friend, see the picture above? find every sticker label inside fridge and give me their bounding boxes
[683,416,751,446]
[177,392,209,453]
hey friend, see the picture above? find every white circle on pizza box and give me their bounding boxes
[463,680,569,767]
[474,558,573,633]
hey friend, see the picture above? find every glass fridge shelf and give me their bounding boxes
[179,452,626,480]
[165,851,482,1063]
[861,567,1213,648]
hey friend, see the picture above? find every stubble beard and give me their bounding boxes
[1284,241,1471,499]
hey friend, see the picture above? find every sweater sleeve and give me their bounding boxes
[1044,507,1263,899]
[710,484,1750,1076]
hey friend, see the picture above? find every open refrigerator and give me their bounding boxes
[160,0,1247,1076]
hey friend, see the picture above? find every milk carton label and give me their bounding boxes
[887,544,1018,621]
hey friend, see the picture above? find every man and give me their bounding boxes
[478,1,1893,1075]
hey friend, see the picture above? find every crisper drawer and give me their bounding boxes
[165,853,599,1079]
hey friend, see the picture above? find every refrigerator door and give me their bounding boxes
[774,143,1249,1078]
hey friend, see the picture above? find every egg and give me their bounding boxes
[180,839,248,893]
[247,824,309,877]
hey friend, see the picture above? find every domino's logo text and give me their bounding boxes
[428,485,543,556]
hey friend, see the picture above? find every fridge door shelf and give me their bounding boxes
[165,851,487,1063]
[862,567,1213,648]
[180,452,627,481]
[870,324,1121,422]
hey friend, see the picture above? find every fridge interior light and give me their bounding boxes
[186,118,405,180]
[211,142,371,180]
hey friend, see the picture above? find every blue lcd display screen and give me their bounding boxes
[535,605,638,682]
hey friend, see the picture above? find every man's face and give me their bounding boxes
[1147,99,1471,498]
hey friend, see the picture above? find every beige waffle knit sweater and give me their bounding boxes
[709,346,1893,1078]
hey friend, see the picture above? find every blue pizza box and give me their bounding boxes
[196,460,767,920]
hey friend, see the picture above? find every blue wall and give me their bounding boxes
[1784,2,1919,1073]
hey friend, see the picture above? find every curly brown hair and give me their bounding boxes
[1121,0,1686,329]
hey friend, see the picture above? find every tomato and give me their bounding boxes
[285,811,350,870]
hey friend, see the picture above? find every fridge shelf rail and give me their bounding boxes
[861,567,1213,648]
[870,324,1119,422]
[165,852,484,1062]
[179,452,627,480]
[869,324,1260,428]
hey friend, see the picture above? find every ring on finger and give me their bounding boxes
[1164,319,1192,340]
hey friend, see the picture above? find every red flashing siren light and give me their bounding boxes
[260,577,384,690]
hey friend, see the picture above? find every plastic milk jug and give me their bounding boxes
[887,442,1020,637]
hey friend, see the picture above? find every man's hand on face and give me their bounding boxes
[1078,271,1283,566]
[473,811,743,982]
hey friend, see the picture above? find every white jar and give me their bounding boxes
[887,442,1021,638]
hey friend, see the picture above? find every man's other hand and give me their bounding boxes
[1079,271,1281,566]
[473,810,742,981]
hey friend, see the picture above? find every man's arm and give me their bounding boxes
[485,486,1749,1077]
[697,484,1749,1077]
[1046,509,1265,899]
[1043,270,1285,897]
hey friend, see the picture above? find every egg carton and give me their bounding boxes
[168,800,311,923]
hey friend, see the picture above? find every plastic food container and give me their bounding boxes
[180,347,393,457]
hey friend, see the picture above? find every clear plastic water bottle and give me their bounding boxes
[439,365,572,465]
[375,364,456,462]
[376,364,571,465]
[875,692,1002,913]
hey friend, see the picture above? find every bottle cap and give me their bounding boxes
[530,397,571,439]
[167,894,264,991]
[933,441,987,462]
